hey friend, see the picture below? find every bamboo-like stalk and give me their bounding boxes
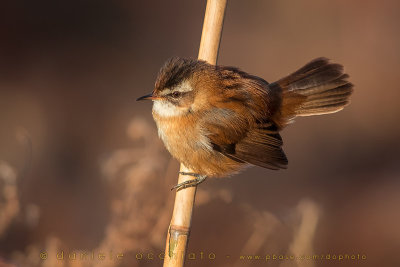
[198,0,227,64]
[162,1,227,266]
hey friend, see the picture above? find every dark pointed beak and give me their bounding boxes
[136,93,156,101]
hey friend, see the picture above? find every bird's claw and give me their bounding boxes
[171,172,207,191]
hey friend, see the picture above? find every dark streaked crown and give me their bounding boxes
[154,57,208,92]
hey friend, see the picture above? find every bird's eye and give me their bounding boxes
[171,91,181,98]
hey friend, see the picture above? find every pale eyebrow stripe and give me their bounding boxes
[176,80,194,93]
[159,88,172,96]
[159,80,193,96]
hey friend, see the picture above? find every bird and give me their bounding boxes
[137,57,353,190]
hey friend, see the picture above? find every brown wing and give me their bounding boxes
[201,107,288,170]
[233,121,288,170]
[198,65,287,170]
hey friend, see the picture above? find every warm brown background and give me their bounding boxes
[0,0,399,267]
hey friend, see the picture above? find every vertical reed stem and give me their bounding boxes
[162,1,227,266]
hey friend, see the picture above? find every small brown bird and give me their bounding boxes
[137,57,353,190]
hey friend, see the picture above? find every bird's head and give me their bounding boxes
[137,57,216,117]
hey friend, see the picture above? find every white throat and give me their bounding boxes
[152,101,186,117]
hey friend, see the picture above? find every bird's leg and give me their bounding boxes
[171,172,207,191]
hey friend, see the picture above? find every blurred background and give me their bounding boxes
[0,0,399,266]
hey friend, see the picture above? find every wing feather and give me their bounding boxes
[199,65,287,171]
[202,108,287,170]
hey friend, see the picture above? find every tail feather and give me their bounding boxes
[270,58,353,127]
[300,74,350,96]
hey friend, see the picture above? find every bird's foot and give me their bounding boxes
[171,172,207,191]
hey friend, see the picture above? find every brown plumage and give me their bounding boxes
[137,57,353,177]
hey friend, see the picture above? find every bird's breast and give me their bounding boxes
[152,106,246,177]
[152,110,212,160]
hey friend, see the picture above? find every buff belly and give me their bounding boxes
[153,111,245,177]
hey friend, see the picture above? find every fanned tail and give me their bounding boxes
[270,57,354,128]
